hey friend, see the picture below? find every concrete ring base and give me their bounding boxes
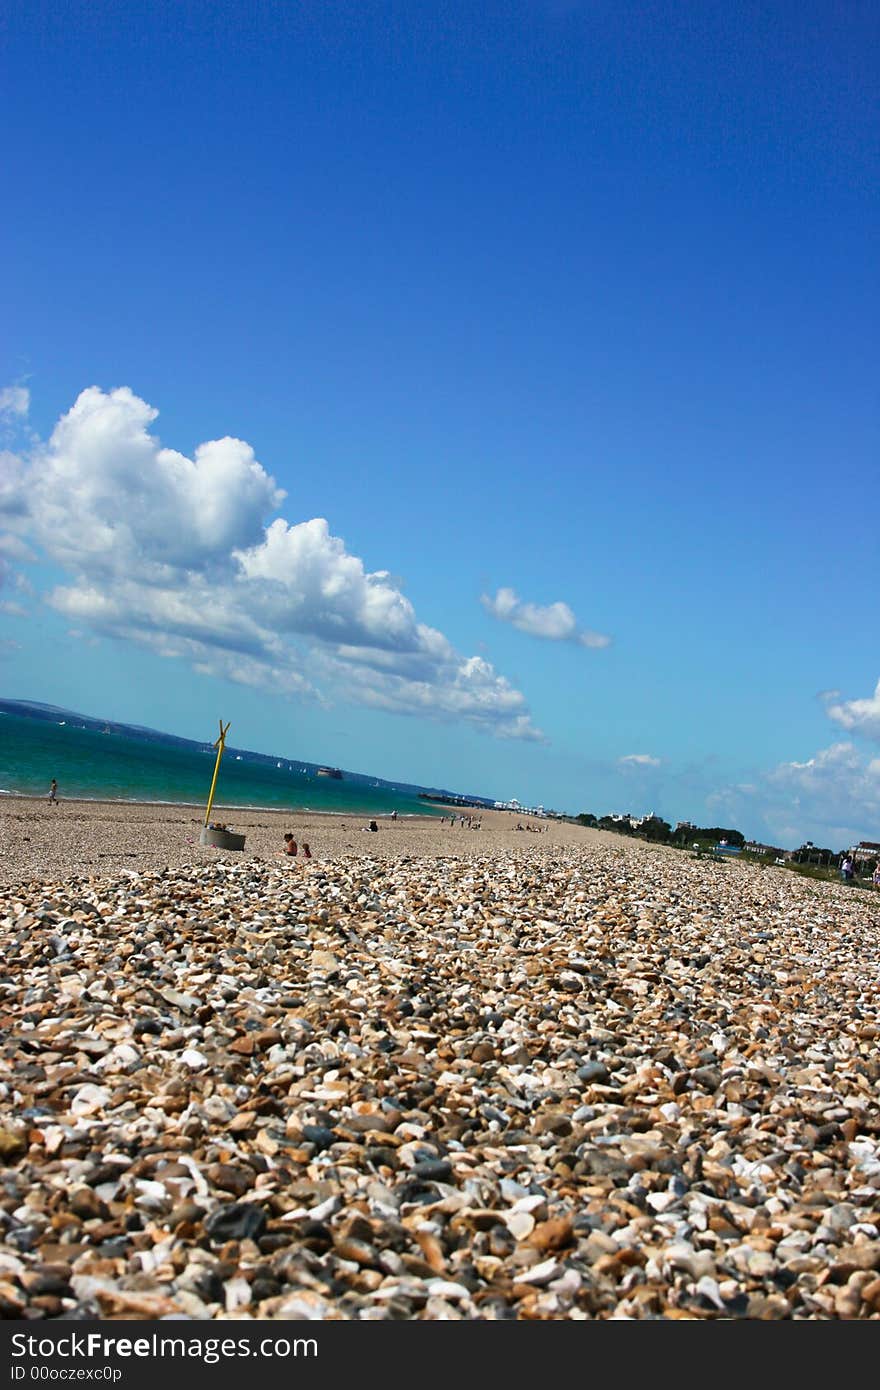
[200,826,246,850]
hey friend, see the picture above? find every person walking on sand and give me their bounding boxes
[48,778,59,806]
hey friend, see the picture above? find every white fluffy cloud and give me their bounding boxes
[32,387,285,577]
[0,386,543,741]
[481,586,610,648]
[709,741,880,847]
[826,679,880,742]
[762,742,854,799]
[619,753,661,768]
[236,517,429,651]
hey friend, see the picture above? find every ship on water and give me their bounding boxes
[316,766,343,779]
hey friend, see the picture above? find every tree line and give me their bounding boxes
[574,814,877,874]
[575,813,746,848]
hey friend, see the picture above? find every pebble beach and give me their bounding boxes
[1,797,879,1320]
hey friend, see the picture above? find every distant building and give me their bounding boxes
[744,840,787,859]
[493,797,546,816]
[852,841,880,863]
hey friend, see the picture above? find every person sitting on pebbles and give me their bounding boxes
[281,833,298,857]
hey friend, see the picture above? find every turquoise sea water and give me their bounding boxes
[0,713,447,819]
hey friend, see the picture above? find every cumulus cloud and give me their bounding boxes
[27,387,285,578]
[0,386,544,741]
[619,753,661,768]
[826,679,880,742]
[236,517,429,651]
[766,742,857,785]
[481,586,610,649]
[709,741,880,846]
[313,649,545,741]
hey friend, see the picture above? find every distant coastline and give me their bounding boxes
[418,793,493,809]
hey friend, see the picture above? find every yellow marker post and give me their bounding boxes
[204,720,230,827]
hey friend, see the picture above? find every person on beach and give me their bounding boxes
[48,778,58,806]
[302,842,311,858]
[873,862,880,889]
[282,833,298,856]
[840,855,854,883]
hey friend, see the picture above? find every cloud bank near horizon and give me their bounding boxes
[481,586,610,649]
[0,386,544,741]
[708,740,880,848]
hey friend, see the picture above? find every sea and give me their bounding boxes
[0,710,455,819]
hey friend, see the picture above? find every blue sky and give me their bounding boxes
[1,1,878,846]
